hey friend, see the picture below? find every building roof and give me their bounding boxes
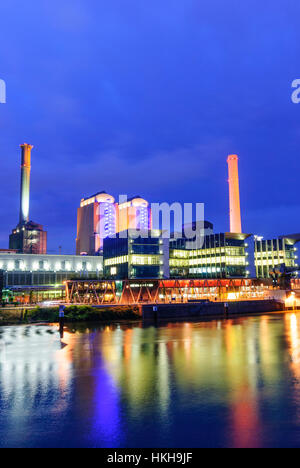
[225,233,252,240]
[82,191,107,201]
[278,234,300,245]
[182,221,214,230]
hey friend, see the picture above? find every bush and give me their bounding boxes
[27,305,140,323]
[27,307,59,322]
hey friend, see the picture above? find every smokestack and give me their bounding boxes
[227,154,242,233]
[19,143,33,225]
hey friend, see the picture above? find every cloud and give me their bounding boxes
[33,138,232,201]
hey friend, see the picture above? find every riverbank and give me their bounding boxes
[0,299,295,326]
[0,305,141,325]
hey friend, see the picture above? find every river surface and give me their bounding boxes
[1,312,300,448]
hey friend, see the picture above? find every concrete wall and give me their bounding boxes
[143,299,284,321]
[76,203,97,255]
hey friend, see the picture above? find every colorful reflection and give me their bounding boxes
[1,314,300,447]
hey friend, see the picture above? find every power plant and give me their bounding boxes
[0,143,299,304]
[9,144,47,254]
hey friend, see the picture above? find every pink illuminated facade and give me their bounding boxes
[117,197,152,233]
[76,192,117,255]
[76,193,152,256]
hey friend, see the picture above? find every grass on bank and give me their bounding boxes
[0,305,141,324]
[27,305,141,323]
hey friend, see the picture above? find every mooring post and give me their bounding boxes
[153,305,158,322]
[59,305,65,338]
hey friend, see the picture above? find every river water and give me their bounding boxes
[1,312,300,448]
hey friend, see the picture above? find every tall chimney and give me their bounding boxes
[19,143,33,225]
[227,154,242,233]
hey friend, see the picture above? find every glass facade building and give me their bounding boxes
[103,232,250,280]
[103,230,169,279]
[169,233,250,279]
[254,236,299,278]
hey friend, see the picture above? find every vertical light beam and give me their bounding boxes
[20,143,33,225]
[227,154,242,233]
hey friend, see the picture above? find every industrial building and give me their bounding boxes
[81,154,251,282]
[118,196,152,232]
[0,143,106,303]
[2,143,300,306]
[103,229,169,279]
[9,144,47,254]
[76,191,117,255]
[0,252,102,303]
[76,193,152,255]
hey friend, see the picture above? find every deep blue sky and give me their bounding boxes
[0,0,300,254]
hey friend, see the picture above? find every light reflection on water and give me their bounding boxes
[1,313,300,447]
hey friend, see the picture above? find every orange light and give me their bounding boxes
[227,154,242,233]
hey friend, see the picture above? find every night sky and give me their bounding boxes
[0,0,299,254]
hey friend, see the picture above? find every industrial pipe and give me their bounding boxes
[227,154,242,233]
[19,143,33,225]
